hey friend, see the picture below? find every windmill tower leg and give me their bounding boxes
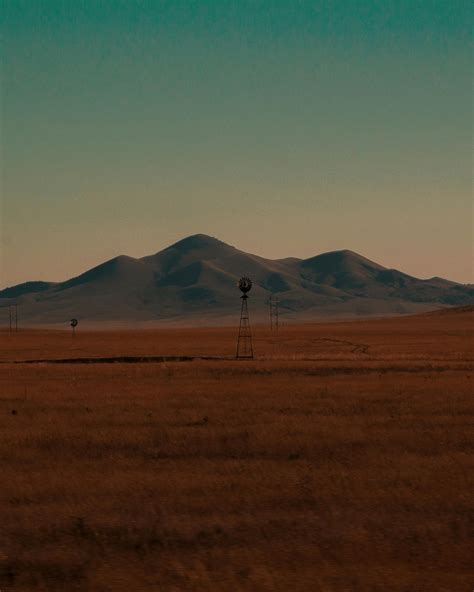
[236,295,254,359]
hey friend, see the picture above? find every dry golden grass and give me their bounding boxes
[0,311,473,591]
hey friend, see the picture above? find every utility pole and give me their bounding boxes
[269,297,279,332]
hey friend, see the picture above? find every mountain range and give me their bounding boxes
[1,234,472,326]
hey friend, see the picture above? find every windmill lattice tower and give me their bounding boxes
[236,277,254,359]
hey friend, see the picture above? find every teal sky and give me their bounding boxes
[1,1,472,287]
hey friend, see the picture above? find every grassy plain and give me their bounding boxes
[0,309,473,591]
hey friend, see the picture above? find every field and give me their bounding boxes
[0,309,473,591]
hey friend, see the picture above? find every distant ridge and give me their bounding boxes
[0,281,57,299]
[422,304,474,316]
[1,234,473,325]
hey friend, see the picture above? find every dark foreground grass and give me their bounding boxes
[0,315,473,591]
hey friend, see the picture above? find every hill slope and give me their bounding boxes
[1,234,472,325]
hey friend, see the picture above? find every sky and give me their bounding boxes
[1,0,472,287]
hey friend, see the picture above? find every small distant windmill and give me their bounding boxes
[70,318,78,337]
[236,277,253,359]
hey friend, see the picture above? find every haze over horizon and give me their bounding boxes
[1,1,472,288]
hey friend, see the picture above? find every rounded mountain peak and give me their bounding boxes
[302,249,385,272]
[168,234,230,251]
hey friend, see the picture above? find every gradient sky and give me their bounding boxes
[1,0,472,287]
